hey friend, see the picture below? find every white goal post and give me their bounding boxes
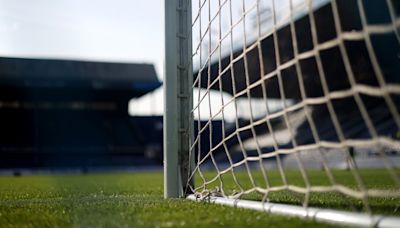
[164,0,400,226]
[164,0,194,198]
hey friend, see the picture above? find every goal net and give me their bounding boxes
[186,0,400,224]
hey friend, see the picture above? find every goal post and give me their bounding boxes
[164,0,193,198]
[165,0,400,226]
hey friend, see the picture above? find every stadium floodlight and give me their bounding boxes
[165,0,400,226]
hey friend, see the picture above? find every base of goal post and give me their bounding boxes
[187,194,400,227]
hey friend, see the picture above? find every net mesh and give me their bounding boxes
[188,0,400,215]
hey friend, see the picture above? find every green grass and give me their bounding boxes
[0,169,398,227]
[197,169,400,215]
[0,171,339,227]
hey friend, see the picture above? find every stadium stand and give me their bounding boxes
[0,57,162,169]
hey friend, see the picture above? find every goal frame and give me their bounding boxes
[164,0,193,198]
[164,0,400,226]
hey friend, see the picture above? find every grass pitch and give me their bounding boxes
[0,171,334,227]
[197,169,400,215]
[0,169,397,227]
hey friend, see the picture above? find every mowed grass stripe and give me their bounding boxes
[0,170,400,227]
[0,172,339,227]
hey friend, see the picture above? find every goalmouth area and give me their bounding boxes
[165,0,400,226]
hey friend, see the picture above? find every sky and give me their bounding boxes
[0,0,164,79]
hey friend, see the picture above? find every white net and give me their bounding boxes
[188,0,400,216]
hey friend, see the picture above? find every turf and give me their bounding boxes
[0,171,340,227]
[197,169,400,215]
